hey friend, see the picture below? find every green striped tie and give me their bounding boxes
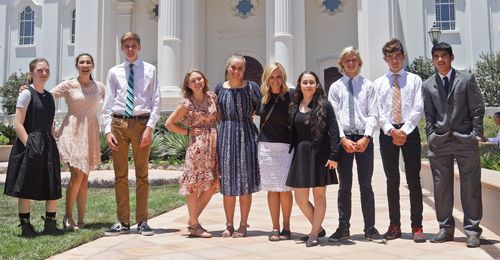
[125,63,134,117]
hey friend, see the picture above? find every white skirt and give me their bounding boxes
[258,142,293,192]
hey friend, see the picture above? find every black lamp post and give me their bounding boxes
[428,22,442,46]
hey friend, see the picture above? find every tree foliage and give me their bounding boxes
[0,72,28,115]
[475,52,500,106]
[407,56,435,81]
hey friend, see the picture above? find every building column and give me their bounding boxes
[0,1,8,84]
[357,0,390,79]
[75,0,104,79]
[158,0,182,106]
[273,0,293,86]
[181,0,202,75]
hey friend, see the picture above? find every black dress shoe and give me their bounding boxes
[430,229,454,243]
[328,227,350,242]
[466,235,480,248]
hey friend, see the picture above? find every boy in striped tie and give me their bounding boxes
[102,32,161,237]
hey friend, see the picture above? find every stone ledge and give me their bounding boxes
[421,161,500,236]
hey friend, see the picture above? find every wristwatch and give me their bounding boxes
[364,135,372,140]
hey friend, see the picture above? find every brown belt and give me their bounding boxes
[112,113,150,120]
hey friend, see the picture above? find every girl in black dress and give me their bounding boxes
[286,71,340,247]
[4,58,62,237]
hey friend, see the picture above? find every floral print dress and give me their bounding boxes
[178,91,220,195]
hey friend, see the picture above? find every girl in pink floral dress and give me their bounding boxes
[165,69,220,238]
[51,53,105,230]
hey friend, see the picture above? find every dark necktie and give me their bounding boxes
[126,63,134,116]
[348,78,355,130]
[443,76,449,94]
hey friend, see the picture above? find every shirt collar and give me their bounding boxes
[387,68,405,78]
[342,74,361,84]
[438,68,453,81]
[125,59,142,68]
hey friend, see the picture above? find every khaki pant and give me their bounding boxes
[111,117,151,224]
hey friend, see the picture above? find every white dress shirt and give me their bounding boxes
[102,59,161,134]
[328,74,378,138]
[488,129,500,147]
[374,69,424,135]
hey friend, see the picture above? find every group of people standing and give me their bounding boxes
[3,32,485,249]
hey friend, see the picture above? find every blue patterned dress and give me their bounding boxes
[214,81,261,196]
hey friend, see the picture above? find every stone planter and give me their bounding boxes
[421,161,500,236]
[0,144,12,162]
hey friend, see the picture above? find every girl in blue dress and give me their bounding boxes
[214,54,261,238]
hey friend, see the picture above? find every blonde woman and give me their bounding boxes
[257,62,294,241]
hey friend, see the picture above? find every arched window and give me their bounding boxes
[19,6,35,45]
[71,9,76,43]
[435,0,455,30]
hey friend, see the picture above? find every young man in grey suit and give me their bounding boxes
[422,42,485,248]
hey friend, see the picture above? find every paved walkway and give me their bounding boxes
[42,154,500,260]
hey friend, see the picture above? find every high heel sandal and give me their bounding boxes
[77,222,85,229]
[188,224,212,238]
[63,215,79,230]
[221,223,234,238]
[232,223,249,238]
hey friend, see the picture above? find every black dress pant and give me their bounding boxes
[379,126,423,228]
[337,135,375,230]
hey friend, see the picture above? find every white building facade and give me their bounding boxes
[0,0,499,111]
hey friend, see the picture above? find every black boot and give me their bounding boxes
[41,216,63,235]
[19,218,37,237]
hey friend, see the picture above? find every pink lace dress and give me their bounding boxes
[51,79,105,174]
[178,91,220,195]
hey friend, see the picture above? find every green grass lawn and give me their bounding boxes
[0,184,185,260]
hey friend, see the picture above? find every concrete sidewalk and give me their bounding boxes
[46,155,500,260]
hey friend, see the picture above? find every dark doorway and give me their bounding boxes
[324,67,343,94]
[243,56,263,86]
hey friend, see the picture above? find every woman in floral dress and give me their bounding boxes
[165,69,219,238]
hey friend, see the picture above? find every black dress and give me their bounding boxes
[286,110,338,188]
[4,87,61,200]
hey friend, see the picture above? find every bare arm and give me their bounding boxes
[165,104,189,135]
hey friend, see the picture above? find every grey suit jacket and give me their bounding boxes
[422,69,485,148]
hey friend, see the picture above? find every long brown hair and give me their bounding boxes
[260,62,288,105]
[27,58,50,84]
[181,69,209,98]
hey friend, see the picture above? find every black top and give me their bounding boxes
[294,111,312,141]
[257,91,292,143]
[289,100,340,161]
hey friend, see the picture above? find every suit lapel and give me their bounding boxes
[434,74,448,101]
[448,69,459,100]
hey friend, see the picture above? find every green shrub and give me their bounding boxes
[407,56,435,81]
[475,52,500,106]
[483,116,497,139]
[0,125,16,144]
[0,72,29,115]
[480,150,500,171]
[0,134,9,145]
[100,132,112,163]
[149,131,169,160]
[163,131,189,159]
